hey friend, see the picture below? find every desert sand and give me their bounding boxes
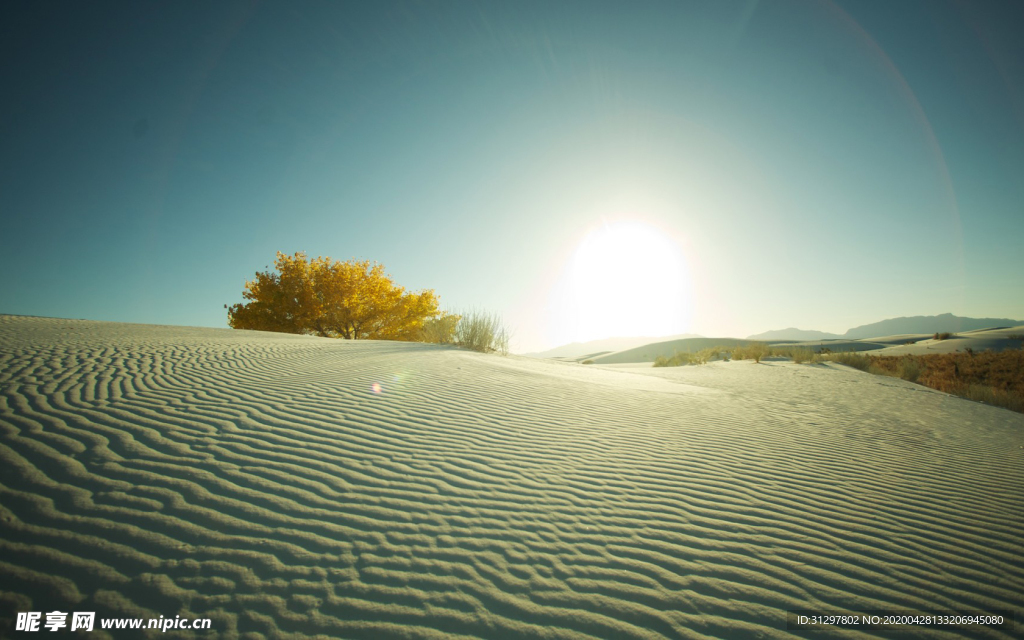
[1,315,1022,639]
[579,328,1024,365]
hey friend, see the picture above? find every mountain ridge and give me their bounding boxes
[842,313,1023,339]
[747,327,843,341]
[747,313,1023,341]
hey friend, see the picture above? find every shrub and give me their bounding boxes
[771,346,820,364]
[747,342,770,363]
[581,359,594,365]
[228,252,444,340]
[1007,334,1024,340]
[666,351,694,366]
[791,348,817,364]
[824,351,872,371]
[954,384,1023,413]
[933,332,955,340]
[897,356,922,383]
[694,347,727,364]
[864,350,1024,413]
[418,313,461,344]
[654,348,716,367]
[655,344,766,367]
[453,310,510,355]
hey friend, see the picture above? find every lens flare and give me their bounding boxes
[370,382,383,394]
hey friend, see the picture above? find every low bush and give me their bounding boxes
[695,347,729,364]
[865,350,1024,413]
[772,346,819,364]
[732,342,771,363]
[581,359,594,365]
[823,351,872,371]
[897,356,922,383]
[954,383,1023,413]
[418,313,461,344]
[654,346,735,367]
[451,310,510,355]
[933,332,956,340]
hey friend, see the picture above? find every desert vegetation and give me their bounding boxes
[865,350,1023,413]
[731,342,771,363]
[417,312,461,344]
[228,251,442,340]
[655,343,773,367]
[933,332,956,340]
[451,309,511,355]
[650,342,1022,413]
[772,346,820,364]
[816,350,1022,413]
[227,253,510,355]
[654,346,732,367]
[820,351,871,370]
[418,309,510,355]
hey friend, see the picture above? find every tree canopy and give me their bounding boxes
[228,252,449,340]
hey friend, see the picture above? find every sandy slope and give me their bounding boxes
[859,327,1024,357]
[588,338,752,365]
[1,316,1022,639]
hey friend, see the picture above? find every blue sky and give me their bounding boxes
[2,0,1022,352]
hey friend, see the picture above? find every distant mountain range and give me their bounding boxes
[746,328,842,341]
[748,313,1023,341]
[524,333,702,359]
[843,313,1024,339]
[528,314,1023,360]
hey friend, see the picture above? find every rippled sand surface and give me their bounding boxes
[1,316,1021,639]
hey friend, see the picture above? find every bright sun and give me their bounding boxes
[567,220,691,343]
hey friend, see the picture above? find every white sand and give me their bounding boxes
[1,316,1022,639]
[861,327,1024,357]
[770,327,1024,358]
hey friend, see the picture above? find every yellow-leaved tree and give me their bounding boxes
[228,252,453,340]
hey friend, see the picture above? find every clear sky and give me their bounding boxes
[3,0,1023,353]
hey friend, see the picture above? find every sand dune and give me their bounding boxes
[760,327,1024,358]
[858,327,1024,357]
[587,338,753,365]
[1,316,1022,639]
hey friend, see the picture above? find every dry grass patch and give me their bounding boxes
[654,346,732,367]
[867,351,1024,413]
[732,342,771,363]
[453,310,510,355]
[772,346,820,364]
[822,351,872,371]
[420,309,511,355]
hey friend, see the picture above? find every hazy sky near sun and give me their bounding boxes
[3,0,1023,353]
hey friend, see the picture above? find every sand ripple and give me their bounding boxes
[1,316,1022,639]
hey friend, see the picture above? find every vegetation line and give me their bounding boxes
[653,343,1024,413]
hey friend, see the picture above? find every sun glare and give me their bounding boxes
[567,220,691,343]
